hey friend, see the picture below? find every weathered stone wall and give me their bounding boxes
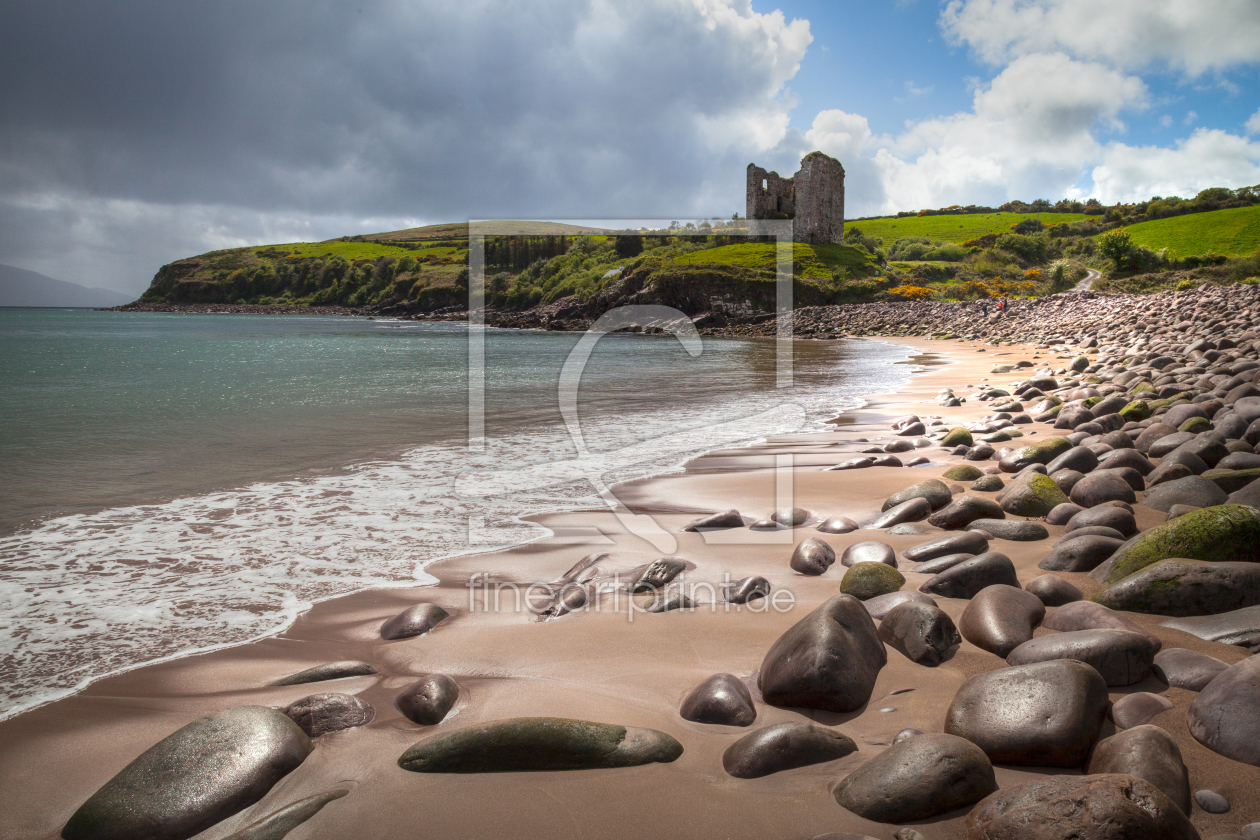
[746,164,795,220]
[746,152,845,244]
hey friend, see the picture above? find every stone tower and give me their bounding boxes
[746,151,845,244]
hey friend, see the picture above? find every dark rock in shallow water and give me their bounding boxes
[396,674,460,725]
[270,661,377,687]
[901,530,988,562]
[282,693,375,738]
[879,601,961,666]
[723,575,771,604]
[62,706,312,840]
[1144,476,1229,512]
[679,673,756,726]
[1043,600,1161,652]
[1189,655,1260,766]
[1091,504,1260,585]
[682,509,744,531]
[380,603,449,641]
[1152,647,1229,690]
[861,590,936,620]
[816,516,859,534]
[868,497,932,528]
[759,595,886,713]
[631,557,687,593]
[221,789,349,840]
[833,733,996,823]
[790,537,836,575]
[1024,574,1083,606]
[1006,629,1155,686]
[721,722,856,778]
[927,495,1004,529]
[944,659,1109,767]
[968,519,1048,541]
[920,551,1020,599]
[965,774,1198,840]
[839,561,904,600]
[958,584,1045,657]
[1094,559,1260,617]
[1038,535,1123,572]
[839,540,895,567]
[398,717,683,772]
[1109,693,1174,730]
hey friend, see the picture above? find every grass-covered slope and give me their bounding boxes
[671,242,877,279]
[1117,205,1260,257]
[848,212,1099,244]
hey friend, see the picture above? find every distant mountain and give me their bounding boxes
[0,264,134,308]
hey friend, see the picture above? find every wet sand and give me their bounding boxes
[2,336,1257,840]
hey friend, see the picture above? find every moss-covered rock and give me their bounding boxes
[882,479,952,512]
[971,475,1006,492]
[943,464,984,482]
[1071,355,1089,372]
[398,717,683,772]
[941,427,974,447]
[839,562,905,601]
[1083,396,1102,408]
[1179,416,1211,434]
[1131,380,1156,395]
[998,473,1069,517]
[1093,559,1260,616]
[1093,504,1260,585]
[1202,468,1260,493]
[1119,400,1152,422]
[998,437,1074,473]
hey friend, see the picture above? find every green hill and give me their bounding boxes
[672,242,876,279]
[1116,205,1260,257]
[847,212,1099,244]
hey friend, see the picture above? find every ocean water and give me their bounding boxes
[0,308,915,719]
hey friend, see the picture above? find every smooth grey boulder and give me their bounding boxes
[1203,467,1260,493]
[1006,629,1156,686]
[958,584,1045,657]
[1169,436,1229,469]
[631,557,687,593]
[1046,502,1085,525]
[220,789,349,840]
[1090,503,1260,585]
[772,507,811,526]
[927,495,1004,529]
[1218,451,1260,470]
[790,537,836,576]
[913,552,975,574]
[1163,403,1208,429]
[1046,445,1099,475]
[1070,470,1138,507]
[396,674,459,725]
[861,590,936,620]
[901,531,989,563]
[679,673,756,726]
[1043,600,1161,651]
[62,706,312,840]
[1230,478,1260,508]
[1087,725,1191,815]
[882,479,951,512]
[722,722,857,778]
[1110,692,1174,730]
[1024,574,1083,606]
[879,601,961,666]
[723,575,771,604]
[1095,559,1260,617]
[1098,448,1155,475]
[833,733,996,823]
[682,509,743,531]
[1056,525,1126,545]
[398,717,683,772]
[1147,461,1197,488]
[1066,504,1138,537]
[816,516,860,534]
[1188,655,1260,766]
[1149,431,1197,458]
[380,603,449,640]
[964,774,1198,840]
[839,540,895,567]
[758,595,887,713]
[1038,535,1124,572]
[269,661,377,687]
[920,551,1019,599]
[282,693,375,738]
[968,519,1048,541]
[1050,468,1086,495]
[1162,448,1211,475]
[885,521,941,536]
[1136,422,1179,453]
[944,659,1109,767]
[868,497,932,529]
[1152,647,1230,691]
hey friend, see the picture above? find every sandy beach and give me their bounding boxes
[3,330,1259,840]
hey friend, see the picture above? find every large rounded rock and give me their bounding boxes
[840,540,895,567]
[1188,655,1260,766]
[879,601,961,666]
[791,537,837,575]
[1024,574,1083,606]
[1070,471,1137,507]
[1098,448,1155,475]
[270,661,377,687]
[1152,647,1229,691]
[1136,422,1179,453]
[1038,535,1124,572]
[883,479,951,512]
[840,562,905,601]
[282,693,375,738]
[958,584,1045,657]
[902,531,989,563]
[1144,476,1229,512]
[1057,525,1126,544]
[1158,604,1260,650]
[397,718,683,772]
[631,557,687,593]
[998,437,1074,473]
[1203,467,1260,494]
[62,706,312,840]
[1042,600,1161,651]
[921,552,1020,599]
[1006,629,1156,686]
[928,496,1005,529]
[944,659,1109,767]
[965,774,1199,840]
[869,497,933,529]
[1094,559,1260,616]
[1091,504,1260,585]
[833,733,997,823]
[1047,502,1085,525]
[817,516,859,534]
[683,509,744,531]
[996,472,1070,517]
[679,673,756,726]
[1046,445,1099,475]
[724,575,771,604]
[381,603,449,640]
[759,595,886,712]
[1149,431,1197,458]
[1066,505,1138,537]
[772,507,811,526]
[1050,468,1086,495]
[943,463,983,481]
[396,674,459,725]
[914,552,976,574]
[1110,692,1174,730]
[862,590,937,620]
[942,427,975,448]
[721,722,857,778]
[969,519,1049,541]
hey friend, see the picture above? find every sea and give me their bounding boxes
[0,308,916,719]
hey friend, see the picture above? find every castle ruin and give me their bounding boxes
[746,151,845,244]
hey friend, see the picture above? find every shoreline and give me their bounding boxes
[7,292,1260,837]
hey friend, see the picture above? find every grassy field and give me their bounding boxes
[848,212,1099,244]
[672,242,875,279]
[246,240,465,261]
[1118,205,1260,257]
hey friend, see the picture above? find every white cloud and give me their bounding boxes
[1247,108,1260,135]
[1160,115,1174,128]
[1090,129,1260,203]
[941,0,1260,74]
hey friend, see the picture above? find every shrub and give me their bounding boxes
[922,244,969,262]
[995,233,1048,263]
[1010,218,1045,234]
[1176,279,1201,291]
[614,235,643,258]
[888,285,935,300]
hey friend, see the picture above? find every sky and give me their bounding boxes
[1,0,1259,295]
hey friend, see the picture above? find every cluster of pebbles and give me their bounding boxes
[58,283,1260,840]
